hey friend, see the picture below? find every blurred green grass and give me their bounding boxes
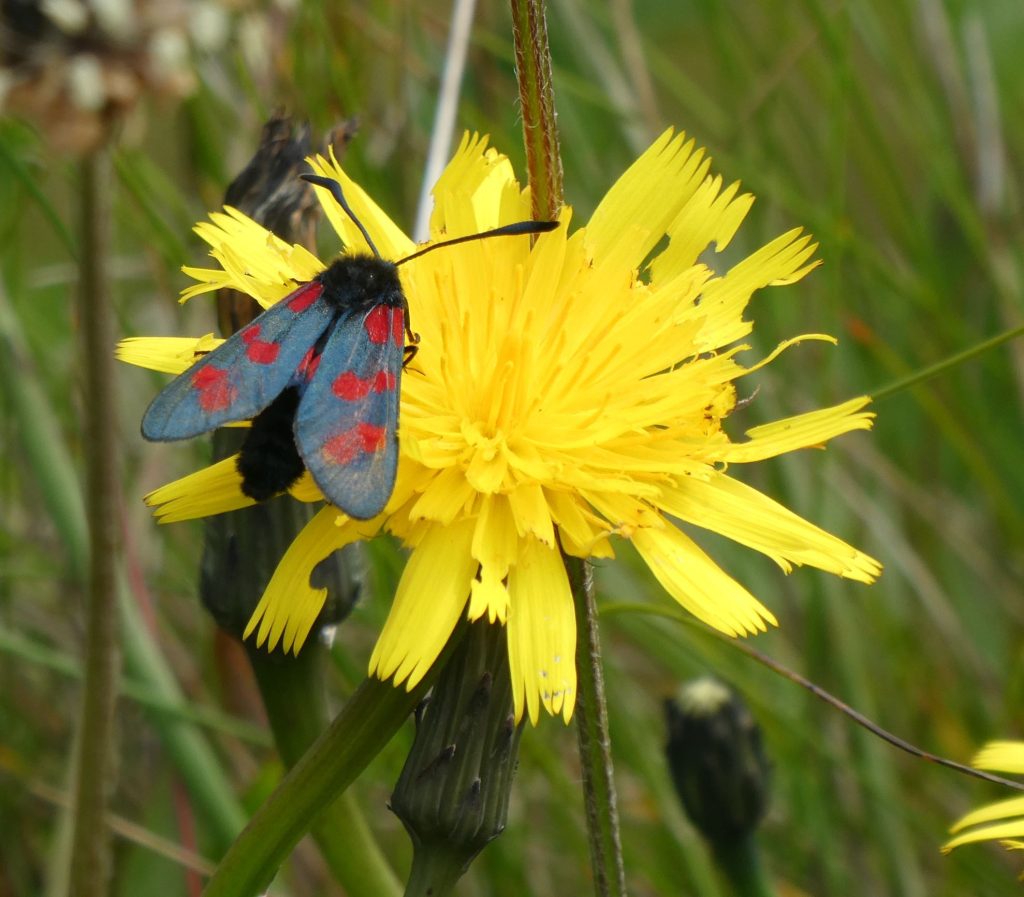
[2,0,1023,894]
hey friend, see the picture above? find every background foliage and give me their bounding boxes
[2,1,1023,894]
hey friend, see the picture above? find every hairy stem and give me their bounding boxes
[568,558,627,897]
[510,0,564,219]
[69,145,122,897]
[510,5,625,892]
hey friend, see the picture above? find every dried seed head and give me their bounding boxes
[0,0,203,152]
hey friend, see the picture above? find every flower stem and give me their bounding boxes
[510,0,564,219]
[248,642,402,897]
[69,145,122,897]
[711,838,777,897]
[509,6,625,892]
[202,649,460,897]
[567,557,627,897]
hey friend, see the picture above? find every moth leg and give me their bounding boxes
[403,344,419,368]
[405,318,420,346]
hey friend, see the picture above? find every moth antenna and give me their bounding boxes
[301,174,382,259]
[397,220,559,267]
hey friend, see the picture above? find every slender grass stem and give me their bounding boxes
[600,601,1024,793]
[870,322,1024,401]
[413,0,478,240]
[69,145,122,897]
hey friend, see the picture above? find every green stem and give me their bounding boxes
[249,644,402,897]
[69,145,122,897]
[510,0,564,219]
[404,848,466,897]
[202,670,444,897]
[710,837,777,897]
[870,322,1024,401]
[567,557,627,897]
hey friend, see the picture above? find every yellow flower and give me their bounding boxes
[944,741,1024,856]
[119,130,881,724]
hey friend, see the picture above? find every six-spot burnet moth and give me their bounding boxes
[141,174,558,520]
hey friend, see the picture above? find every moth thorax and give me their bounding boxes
[320,255,403,310]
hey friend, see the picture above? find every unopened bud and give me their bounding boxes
[391,619,521,893]
[664,678,770,845]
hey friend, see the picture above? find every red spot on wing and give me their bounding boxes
[391,308,404,346]
[332,369,396,401]
[297,346,321,381]
[322,423,387,465]
[333,371,370,400]
[192,366,238,412]
[287,282,323,313]
[242,325,281,364]
[364,306,390,344]
[373,370,396,392]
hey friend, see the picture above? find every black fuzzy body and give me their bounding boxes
[237,387,305,500]
[235,256,408,502]
[317,255,406,317]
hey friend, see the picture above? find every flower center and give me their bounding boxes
[460,420,510,493]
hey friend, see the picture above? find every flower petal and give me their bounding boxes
[950,795,1024,834]
[507,482,555,547]
[370,518,477,689]
[116,334,223,374]
[974,741,1024,774]
[507,537,577,724]
[146,456,253,522]
[944,818,1024,853]
[468,496,518,623]
[658,474,880,582]
[183,207,323,305]
[586,128,711,276]
[546,489,610,557]
[633,522,777,636]
[651,176,754,282]
[722,397,875,463]
[307,150,415,261]
[245,507,379,654]
[690,228,821,350]
[428,132,529,235]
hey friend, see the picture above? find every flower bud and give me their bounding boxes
[391,619,521,893]
[664,677,770,846]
